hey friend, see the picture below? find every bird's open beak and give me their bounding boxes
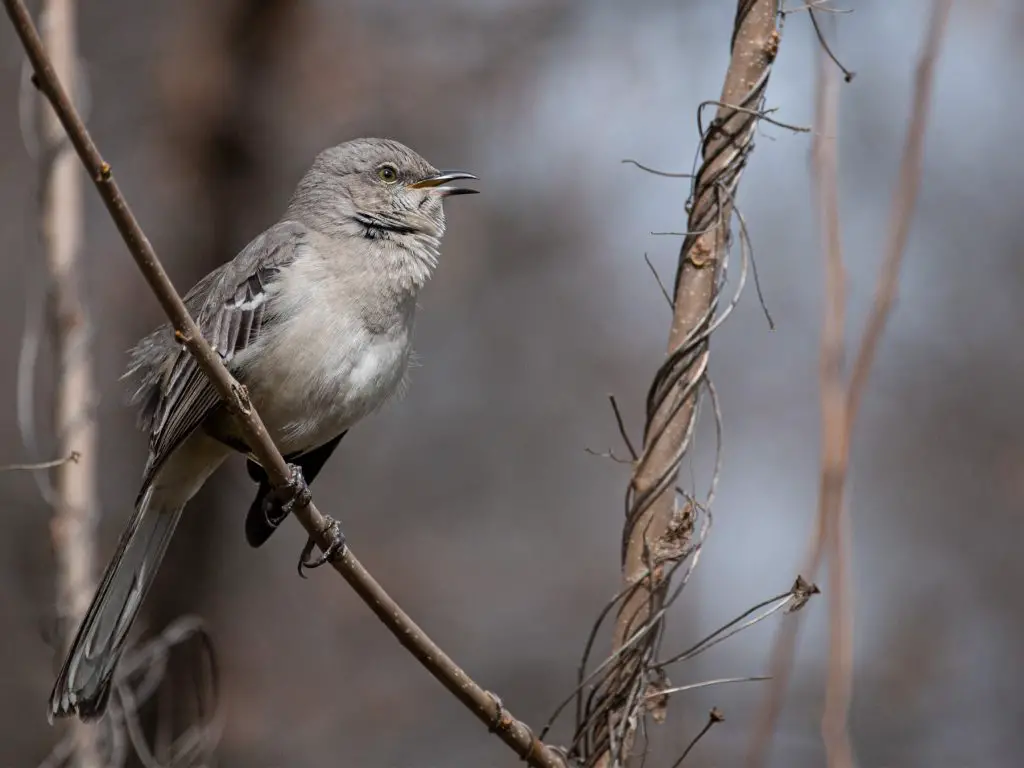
[408,171,479,196]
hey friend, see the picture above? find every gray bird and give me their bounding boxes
[48,137,477,721]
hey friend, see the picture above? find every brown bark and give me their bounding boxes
[596,3,783,765]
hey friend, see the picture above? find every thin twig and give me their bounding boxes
[643,253,674,310]
[2,2,565,766]
[812,32,854,768]
[621,159,694,178]
[584,447,632,465]
[781,1,853,16]
[643,676,769,700]
[656,590,794,668]
[845,0,951,427]
[698,100,811,133]
[0,451,79,472]
[808,7,855,82]
[608,394,639,461]
[670,708,724,768]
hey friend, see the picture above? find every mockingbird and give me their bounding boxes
[48,137,477,721]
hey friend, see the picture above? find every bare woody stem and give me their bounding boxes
[746,3,953,766]
[2,1,565,765]
[36,1,102,766]
[592,2,783,765]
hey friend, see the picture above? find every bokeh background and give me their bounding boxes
[2,1,1022,766]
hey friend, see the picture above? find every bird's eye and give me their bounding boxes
[377,164,399,184]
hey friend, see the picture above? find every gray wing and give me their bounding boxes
[126,220,308,486]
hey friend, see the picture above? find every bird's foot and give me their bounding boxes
[264,463,312,528]
[297,516,347,578]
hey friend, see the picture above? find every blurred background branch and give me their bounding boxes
[32,1,100,766]
[747,3,954,766]
[146,0,301,710]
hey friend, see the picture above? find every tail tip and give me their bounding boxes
[48,684,111,723]
[47,689,74,724]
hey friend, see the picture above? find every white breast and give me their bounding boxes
[235,248,415,454]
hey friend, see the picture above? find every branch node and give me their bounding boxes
[787,575,821,612]
[230,381,252,414]
[765,29,781,61]
[644,668,671,724]
[486,691,507,734]
[687,237,713,268]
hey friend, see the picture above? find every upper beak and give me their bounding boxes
[407,171,479,196]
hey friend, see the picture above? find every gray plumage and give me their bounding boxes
[49,138,476,721]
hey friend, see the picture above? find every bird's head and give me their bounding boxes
[288,137,478,241]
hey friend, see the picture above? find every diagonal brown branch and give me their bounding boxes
[2,1,566,765]
[813,38,854,768]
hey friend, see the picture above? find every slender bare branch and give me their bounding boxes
[644,675,770,700]
[621,159,694,178]
[0,451,79,472]
[807,6,855,82]
[655,590,795,669]
[697,100,811,133]
[2,2,565,765]
[746,4,953,765]
[812,35,854,768]
[643,254,674,311]
[32,2,102,767]
[671,708,724,768]
[845,0,952,427]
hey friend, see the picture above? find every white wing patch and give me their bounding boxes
[145,267,280,481]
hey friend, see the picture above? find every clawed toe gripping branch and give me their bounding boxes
[297,515,346,577]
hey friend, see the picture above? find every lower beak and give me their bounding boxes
[407,171,479,196]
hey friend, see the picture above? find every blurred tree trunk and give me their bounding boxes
[37,1,101,766]
[136,0,302,750]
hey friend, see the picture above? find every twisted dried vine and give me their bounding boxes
[548,6,786,768]
[566,3,788,766]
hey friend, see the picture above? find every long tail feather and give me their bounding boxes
[48,484,184,721]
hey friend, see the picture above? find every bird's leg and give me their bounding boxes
[264,463,312,527]
[297,516,347,578]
